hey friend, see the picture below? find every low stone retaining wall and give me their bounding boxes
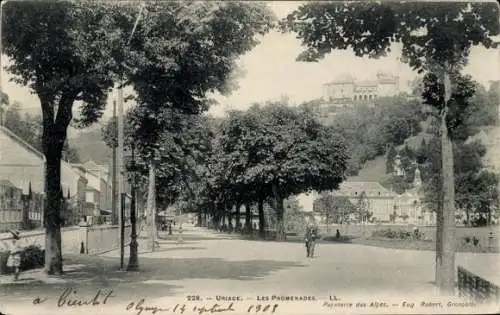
[0,224,131,255]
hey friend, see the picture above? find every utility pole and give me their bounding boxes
[112,100,118,225]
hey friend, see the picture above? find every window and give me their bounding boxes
[378,192,381,196]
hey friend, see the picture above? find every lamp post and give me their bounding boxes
[117,1,145,271]
[127,142,139,271]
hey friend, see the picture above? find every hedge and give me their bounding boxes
[0,245,45,275]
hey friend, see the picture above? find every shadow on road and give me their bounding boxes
[0,254,307,302]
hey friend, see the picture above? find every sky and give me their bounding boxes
[1,1,499,129]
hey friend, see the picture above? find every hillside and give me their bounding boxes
[68,125,111,164]
[347,155,388,182]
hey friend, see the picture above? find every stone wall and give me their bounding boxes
[0,224,131,255]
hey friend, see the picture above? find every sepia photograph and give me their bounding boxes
[0,1,499,314]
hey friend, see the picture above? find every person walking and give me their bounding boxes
[304,224,318,258]
[6,230,22,281]
[176,224,184,245]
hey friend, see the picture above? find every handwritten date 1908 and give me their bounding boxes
[247,304,279,314]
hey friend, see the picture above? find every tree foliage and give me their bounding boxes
[211,102,349,240]
[116,2,276,156]
[313,194,356,225]
[2,0,275,274]
[328,95,423,175]
[281,2,498,72]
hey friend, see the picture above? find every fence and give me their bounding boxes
[0,224,131,256]
[457,266,500,303]
[0,209,22,231]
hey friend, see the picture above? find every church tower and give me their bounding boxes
[413,164,422,190]
[393,154,405,177]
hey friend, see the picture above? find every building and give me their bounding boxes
[0,179,23,231]
[305,181,396,223]
[0,126,87,226]
[72,160,115,224]
[322,71,400,103]
[317,71,401,120]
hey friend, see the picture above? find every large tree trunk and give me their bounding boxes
[197,208,202,227]
[275,197,286,241]
[42,95,74,276]
[436,97,456,295]
[202,210,207,227]
[258,199,266,238]
[272,184,286,241]
[146,161,156,252]
[244,203,252,234]
[235,200,242,232]
[44,152,63,275]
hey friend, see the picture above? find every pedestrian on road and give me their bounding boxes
[176,224,184,245]
[6,230,22,281]
[304,224,318,258]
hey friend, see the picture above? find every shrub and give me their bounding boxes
[0,245,45,275]
[20,245,45,271]
[372,228,419,240]
[473,237,480,247]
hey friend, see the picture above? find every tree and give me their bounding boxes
[2,1,125,274]
[313,194,356,228]
[3,1,275,273]
[386,145,397,174]
[121,2,276,157]
[231,103,349,240]
[281,1,499,294]
[113,2,275,245]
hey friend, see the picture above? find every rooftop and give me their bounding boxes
[331,181,397,198]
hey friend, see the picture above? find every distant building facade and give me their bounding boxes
[317,71,401,120]
[316,181,397,223]
[322,71,400,103]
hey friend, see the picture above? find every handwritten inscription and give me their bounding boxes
[247,304,279,314]
[25,291,480,314]
[193,303,235,314]
[126,299,173,315]
[32,296,48,304]
[57,288,115,307]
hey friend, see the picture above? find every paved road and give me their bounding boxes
[0,225,498,315]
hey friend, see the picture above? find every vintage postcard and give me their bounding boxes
[0,0,499,314]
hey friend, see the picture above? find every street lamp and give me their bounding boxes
[127,143,139,271]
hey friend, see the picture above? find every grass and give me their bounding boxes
[321,229,500,253]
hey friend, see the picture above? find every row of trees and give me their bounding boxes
[3,1,498,298]
[102,101,350,241]
[2,1,276,274]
